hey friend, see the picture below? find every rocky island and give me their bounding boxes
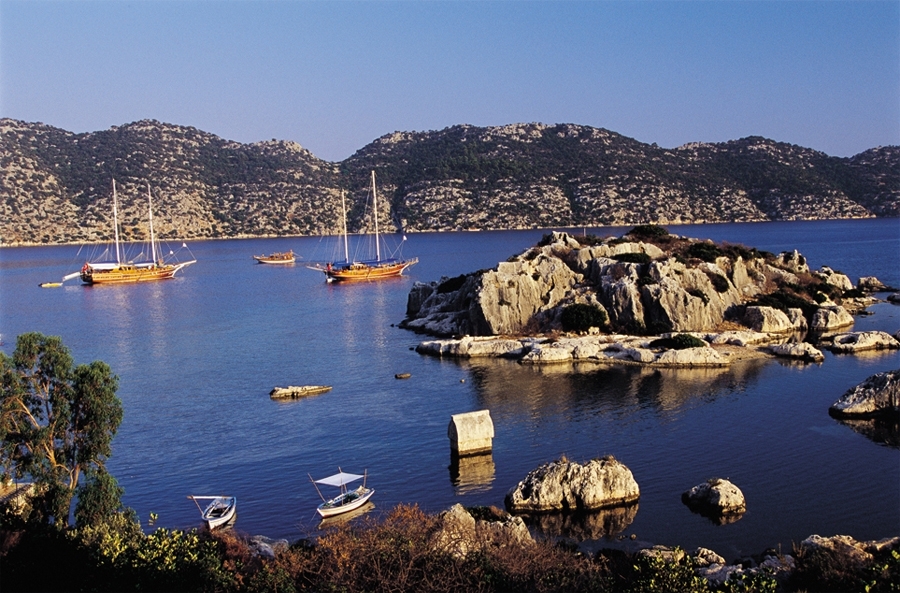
[402,225,899,365]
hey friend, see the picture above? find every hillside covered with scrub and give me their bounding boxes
[1,119,897,245]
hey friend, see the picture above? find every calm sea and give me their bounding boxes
[1,218,898,560]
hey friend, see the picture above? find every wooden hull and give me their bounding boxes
[318,258,418,282]
[81,261,194,285]
[253,252,295,264]
[317,487,374,517]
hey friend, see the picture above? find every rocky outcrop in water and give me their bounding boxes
[827,331,900,354]
[403,228,872,340]
[682,478,747,516]
[505,456,640,513]
[829,369,900,417]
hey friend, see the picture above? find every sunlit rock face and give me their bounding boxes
[403,230,865,340]
[505,456,640,513]
[829,369,900,417]
[682,478,747,515]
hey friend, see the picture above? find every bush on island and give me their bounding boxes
[561,303,608,333]
[649,333,707,350]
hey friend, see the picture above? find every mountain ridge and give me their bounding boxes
[1,118,896,245]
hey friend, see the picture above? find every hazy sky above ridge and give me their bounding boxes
[1,0,897,162]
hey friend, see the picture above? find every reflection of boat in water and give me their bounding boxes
[311,469,375,517]
[307,172,417,282]
[60,180,196,285]
[253,250,296,264]
[188,495,237,529]
[317,501,375,528]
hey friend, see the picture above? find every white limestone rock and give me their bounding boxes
[767,342,825,362]
[706,330,773,347]
[829,369,900,416]
[815,266,854,291]
[654,346,728,367]
[682,478,746,515]
[505,456,640,513]
[810,305,855,331]
[743,306,796,333]
[829,331,900,353]
[774,250,810,274]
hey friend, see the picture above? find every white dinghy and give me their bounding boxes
[188,495,237,529]
[311,469,374,518]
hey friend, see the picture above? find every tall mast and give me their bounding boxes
[341,190,349,264]
[112,179,121,264]
[147,182,158,264]
[372,170,381,262]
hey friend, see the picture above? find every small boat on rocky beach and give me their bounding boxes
[253,250,296,264]
[188,495,237,529]
[311,470,374,518]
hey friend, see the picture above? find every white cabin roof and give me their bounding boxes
[315,472,364,487]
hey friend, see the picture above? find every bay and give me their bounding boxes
[1,218,898,561]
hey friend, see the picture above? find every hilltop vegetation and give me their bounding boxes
[1,119,897,245]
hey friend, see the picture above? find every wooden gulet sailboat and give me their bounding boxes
[61,180,196,285]
[307,171,417,282]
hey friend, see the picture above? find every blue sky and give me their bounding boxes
[1,1,897,161]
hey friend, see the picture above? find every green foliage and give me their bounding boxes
[629,549,710,593]
[627,224,670,240]
[748,290,818,318]
[687,288,711,304]
[614,252,652,264]
[122,528,235,592]
[561,303,609,333]
[0,332,123,528]
[649,334,707,350]
[683,242,723,263]
[719,570,778,593]
[75,469,127,529]
[706,272,731,293]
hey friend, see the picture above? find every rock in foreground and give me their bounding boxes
[505,456,640,513]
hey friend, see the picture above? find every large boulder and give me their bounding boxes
[432,504,533,559]
[505,456,640,513]
[743,306,796,333]
[815,266,854,292]
[682,478,746,515]
[857,276,890,292]
[828,331,900,353]
[829,369,900,417]
[767,342,825,362]
[810,306,855,332]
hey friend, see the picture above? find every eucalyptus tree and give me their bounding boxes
[0,332,123,527]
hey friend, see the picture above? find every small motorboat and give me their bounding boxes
[253,250,296,264]
[188,495,236,529]
[311,470,374,518]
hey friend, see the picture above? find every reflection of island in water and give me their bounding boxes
[461,356,773,418]
[832,416,900,448]
[448,453,496,494]
[521,503,639,541]
[683,504,745,526]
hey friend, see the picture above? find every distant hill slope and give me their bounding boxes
[1,119,896,245]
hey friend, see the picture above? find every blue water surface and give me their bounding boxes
[1,218,898,559]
